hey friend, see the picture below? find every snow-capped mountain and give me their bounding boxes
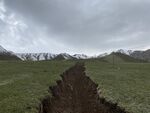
[16,53,57,61]
[73,54,89,59]
[0,45,21,60]
[113,49,150,61]
[59,53,74,59]
[1,44,150,61]
[130,49,150,61]
[0,45,8,53]
[16,53,90,61]
[97,49,133,58]
[16,49,134,61]
[116,49,133,55]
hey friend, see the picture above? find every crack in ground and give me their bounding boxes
[39,63,129,113]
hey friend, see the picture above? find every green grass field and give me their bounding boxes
[0,61,74,113]
[85,60,150,113]
[0,60,150,113]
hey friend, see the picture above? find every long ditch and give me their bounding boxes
[39,63,129,113]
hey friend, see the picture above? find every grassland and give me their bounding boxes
[0,60,150,113]
[85,60,150,113]
[0,60,74,113]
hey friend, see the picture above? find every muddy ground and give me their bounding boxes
[39,63,129,113]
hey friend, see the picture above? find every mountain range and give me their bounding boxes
[16,53,89,61]
[0,45,150,62]
[0,45,21,61]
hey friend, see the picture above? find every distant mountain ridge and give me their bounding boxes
[114,49,150,61]
[1,45,150,61]
[0,46,21,60]
[0,45,90,61]
[16,53,89,61]
[116,49,133,55]
[0,45,8,53]
[100,52,147,63]
[130,49,150,61]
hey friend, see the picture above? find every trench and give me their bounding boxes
[39,63,129,113]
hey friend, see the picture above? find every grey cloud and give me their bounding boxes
[2,0,150,54]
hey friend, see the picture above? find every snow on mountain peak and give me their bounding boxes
[73,54,89,59]
[116,49,133,55]
[0,46,137,61]
[59,53,72,59]
[0,45,8,53]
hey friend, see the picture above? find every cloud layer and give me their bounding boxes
[1,0,150,55]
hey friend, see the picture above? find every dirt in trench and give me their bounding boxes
[39,63,129,113]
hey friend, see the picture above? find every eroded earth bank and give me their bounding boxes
[39,63,129,113]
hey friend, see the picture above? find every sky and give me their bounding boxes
[0,0,150,55]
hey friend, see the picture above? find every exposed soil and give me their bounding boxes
[39,63,129,113]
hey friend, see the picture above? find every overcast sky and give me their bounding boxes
[0,0,150,55]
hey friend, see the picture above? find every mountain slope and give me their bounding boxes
[100,52,147,63]
[1,45,150,62]
[16,53,89,61]
[0,46,21,61]
[73,54,89,59]
[0,45,8,53]
[130,49,150,61]
[116,49,133,55]
[0,53,21,60]
[16,53,57,61]
[114,49,150,62]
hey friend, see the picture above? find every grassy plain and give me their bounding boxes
[86,60,150,113]
[0,60,74,113]
[0,60,149,113]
